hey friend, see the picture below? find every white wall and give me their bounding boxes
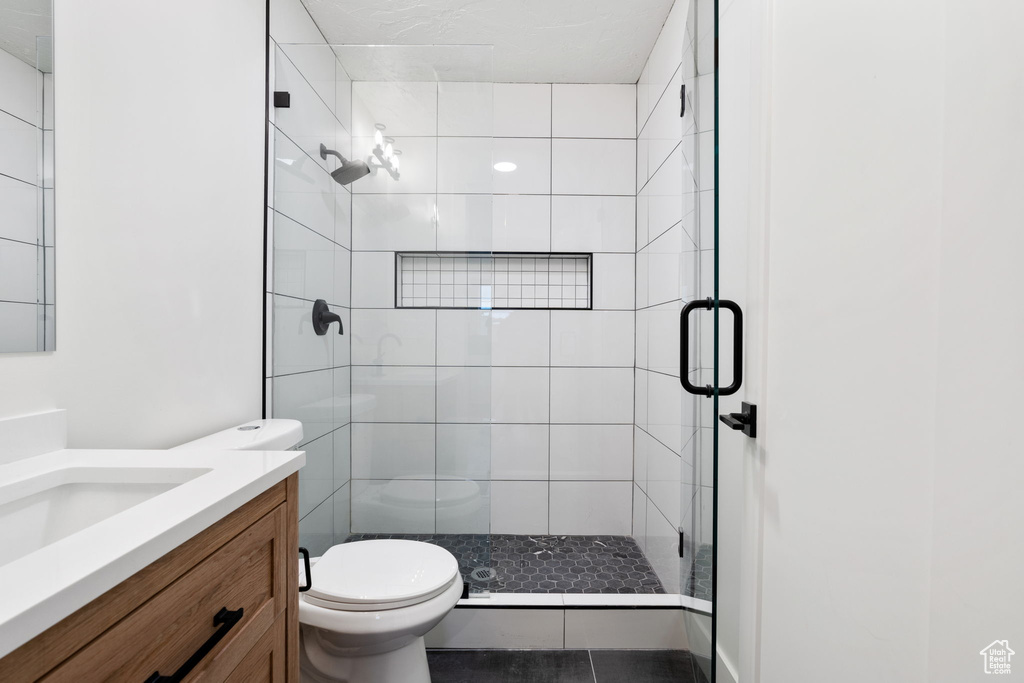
[928,2,1024,680]
[0,0,266,448]
[747,1,1024,682]
[757,1,943,680]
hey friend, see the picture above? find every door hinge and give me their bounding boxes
[680,84,686,117]
[273,91,291,108]
[678,529,685,558]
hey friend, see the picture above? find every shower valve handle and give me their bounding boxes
[312,299,343,335]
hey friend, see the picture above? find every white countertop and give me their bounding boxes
[0,447,304,659]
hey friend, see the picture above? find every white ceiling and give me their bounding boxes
[301,0,676,83]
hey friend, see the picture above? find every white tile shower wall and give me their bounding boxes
[349,81,636,536]
[268,0,353,556]
[632,0,700,594]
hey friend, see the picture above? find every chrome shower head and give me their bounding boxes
[320,143,371,185]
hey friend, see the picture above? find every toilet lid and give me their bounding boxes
[307,540,460,609]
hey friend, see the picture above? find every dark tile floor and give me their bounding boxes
[343,533,666,594]
[427,649,711,683]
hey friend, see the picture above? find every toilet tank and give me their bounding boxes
[172,419,303,451]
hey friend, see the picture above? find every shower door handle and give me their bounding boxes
[679,298,743,397]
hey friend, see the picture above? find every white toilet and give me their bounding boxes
[172,418,305,452]
[176,419,462,683]
[298,540,462,683]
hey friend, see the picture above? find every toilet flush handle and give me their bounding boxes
[299,547,312,592]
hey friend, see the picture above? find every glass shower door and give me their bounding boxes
[678,0,719,679]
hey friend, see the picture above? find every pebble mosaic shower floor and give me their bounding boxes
[342,533,666,594]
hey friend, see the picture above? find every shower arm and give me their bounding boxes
[320,143,348,164]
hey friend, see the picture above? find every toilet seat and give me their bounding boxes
[303,540,460,612]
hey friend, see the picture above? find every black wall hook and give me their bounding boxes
[312,299,343,336]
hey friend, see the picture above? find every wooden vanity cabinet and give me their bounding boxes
[0,475,300,682]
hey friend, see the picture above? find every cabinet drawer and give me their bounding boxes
[219,612,286,683]
[43,504,288,682]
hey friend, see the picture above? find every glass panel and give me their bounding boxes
[705,0,720,678]
[271,44,494,590]
[678,0,716,679]
[270,40,355,558]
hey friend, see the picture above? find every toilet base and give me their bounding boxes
[300,634,431,683]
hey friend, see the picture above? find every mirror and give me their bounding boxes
[0,0,54,352]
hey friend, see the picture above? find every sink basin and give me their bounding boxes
[0,444,304,660]
[0,467,209,568]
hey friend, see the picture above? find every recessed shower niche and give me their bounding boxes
[396,252,592,310]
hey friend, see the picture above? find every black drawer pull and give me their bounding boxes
[144,606,243,683]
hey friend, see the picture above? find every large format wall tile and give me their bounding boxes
[550,425,633,480]
[551,196,635,252]
[491,480,548,534]
[551,310,634,367]
[550,481,632,535]
[0,111,36,184]
[351,136,437,195]
[493,84,551,137]
[274,47,346,175]
[437,81,493,137]
[351,309,436,366]
[0,48,40,125]
[351,479,436,533]
[0,175,37,245]
[551,368,633,424]
[273,294,334,376]
[491,194,550,251]
[351,366,435,422]
[274,368,337,443]
[552,138,635,196]
[552,84,635,139]
[353,194,436,251]
[273,132,344,243]
[352,423,435,479]
[0,238,37,303]
[493,138,552,195]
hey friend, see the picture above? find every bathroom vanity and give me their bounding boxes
[0,476,300,682]
[0,412,306,682]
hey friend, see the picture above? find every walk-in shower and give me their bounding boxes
[268,17,714,630]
